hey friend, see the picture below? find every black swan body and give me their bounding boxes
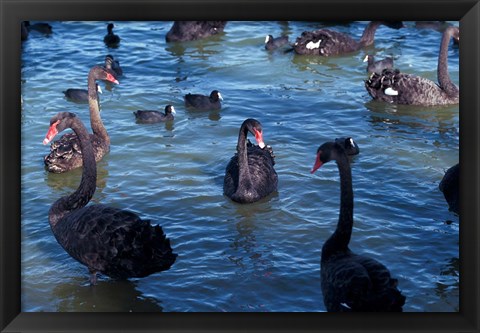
[293,21,403,56]
[311,141,405,312]
[439,163,459,214]
[24,21,53,34]
[63,83,102,104]
[265,34,289,51]
[363,54,394,75]
[43,112,177,284]
[365,25,459,106]
[44,66,119,173]
[104,23,120,48]
[134,105,176,124]
[184,90,223,110]
[224,118,278,204]
[166,21,227,42]
[105,54,123,77]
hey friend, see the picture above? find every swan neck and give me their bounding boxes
[323,153,354,258]
[49,117,97,228]
[437,29,457,94]
[236,124,252,189]
[88,72,109,145]
[359,21,381,47]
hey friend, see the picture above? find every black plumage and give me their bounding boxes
[184,90,223,110]
[363,54,394,75]
[365,26,459,106]
[311,141,405,312]
[264,34,289,51]
[439,163,459,214]
[43,112,177,284]
[134,105,176,124]
[224,119,278,204]
[166,21,227,42]
[104,23,120,48]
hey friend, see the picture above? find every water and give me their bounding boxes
[21,21,459,312]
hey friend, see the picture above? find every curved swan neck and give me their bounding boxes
[359,21,382,48]
[437,28,458,95]
[323,152,354,258]
[236,124,253,189]
[49,117,97,228]
[88,70,109,145]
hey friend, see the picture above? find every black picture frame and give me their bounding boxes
[1,0,479,332]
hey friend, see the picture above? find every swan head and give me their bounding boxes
[311,141,346,174]
[243,118,266,149]
[43,112,77,145]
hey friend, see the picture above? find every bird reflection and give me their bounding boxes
[53,278,164,312]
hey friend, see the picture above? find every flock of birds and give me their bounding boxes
[23,20,460,312]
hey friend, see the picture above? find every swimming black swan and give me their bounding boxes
[104,23,120,48]
[166,21,227,42]
[265,34,289,51]
[63,83,102,103]
[105,54,123,77]
[224,118,278,203]
[43,111,177,284]
[44,66,119,173]
[293,21,403,56]
[184,90,223,110]
[365,25,459,106]
[439,163,459,214]
[134,105,176,123]
[363,54,394,75]
[311,141,405,311]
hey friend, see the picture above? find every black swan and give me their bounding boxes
[184,90,223,110]
[224,118,278,203]
[365,25,459,106]
[44,66,119,173]
[104,23,120,48]
[439,163,459,214]
[134,105,176,123]
[24,21,53,34]
[311,141,405,311]
[63,83,102,104]
[265,34,289,51]
[293,21,403,56]
[166,21,227,42]
[363,54,394,75]
[335,137,360,156]
[43,112,177,284]
[105,54,123,77]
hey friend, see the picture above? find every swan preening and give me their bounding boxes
[311,140,405,311]
[44,66,119,173]
[224,118,278,204]
[43,112,177,284]
[365,25,459,106]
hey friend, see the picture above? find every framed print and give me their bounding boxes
[1,0,479,332]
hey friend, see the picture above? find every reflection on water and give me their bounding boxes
[53,279,164,312]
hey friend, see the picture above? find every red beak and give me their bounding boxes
[106,73,119,85]
[253,128,265,149]
[310,152,323,174]
[43,120,60,145]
